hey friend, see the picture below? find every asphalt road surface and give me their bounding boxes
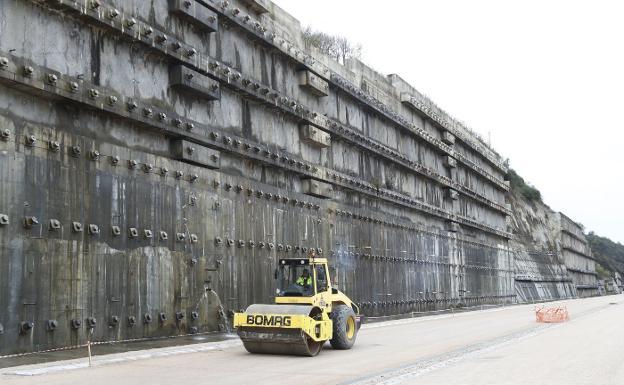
[1,295,622,385]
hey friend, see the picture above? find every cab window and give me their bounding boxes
[276,262,314,297]
[315,265,328,292]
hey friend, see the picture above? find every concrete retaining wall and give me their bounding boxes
[0,0,513,355]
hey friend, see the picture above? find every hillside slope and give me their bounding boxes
[587,233,624,276]
[508,185,575,301]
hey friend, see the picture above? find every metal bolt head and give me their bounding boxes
[189,174,199,182]
[23,216,39,228]
[156,34,168,44]
[89,0,101,9]
[107,95,118,106]
[1,129,10,140]
[183,0,192,8]
[172,118,182,127]
[108,8,120,19]
[172,41,182,51]
[20,321,34,334]
[185,122,194,131]
[110,155,120,165]
[23,65,34,76]
[186,48,197,57]
[0,214,9,225]
[90,150,100,160]
[109,315,120,327]
[88,88,99,99]
[187,146,195,155]
[129,159,138,168]
[0,57,9,68]
[127,100,138,111]
[71,145,82,157]
[143,26,154,36]
[71,319,82,330]
[143,163,153,173]
[46,319,59,331]
[143,107,153,117]
[160,167,168,176]
[49,140,60,152]
[158,112,167,121]
[125,18,137,28]
[46,73,58,84]
[88,224,100,235]
[175,170,184,179]
[69,81,79,92]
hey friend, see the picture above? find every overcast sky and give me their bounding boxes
[273,0,624,243]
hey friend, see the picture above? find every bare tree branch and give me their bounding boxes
[303,27,361,64]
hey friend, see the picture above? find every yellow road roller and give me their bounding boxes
[233,255,362,356]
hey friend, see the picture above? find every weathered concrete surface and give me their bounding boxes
[0,0,515,355]
[1,295,621,385]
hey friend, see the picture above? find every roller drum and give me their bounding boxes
[236,304,324,356]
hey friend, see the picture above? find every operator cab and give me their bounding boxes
[276,258,329,297]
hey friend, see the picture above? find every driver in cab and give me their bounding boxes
[296,269,312,293]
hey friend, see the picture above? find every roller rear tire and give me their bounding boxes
[329,305,358,350]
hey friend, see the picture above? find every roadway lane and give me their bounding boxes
[1,295,622,385]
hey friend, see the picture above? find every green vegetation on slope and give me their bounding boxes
[587,232,624,275]
[506,168,542,202]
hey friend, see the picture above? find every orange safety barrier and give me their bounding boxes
[535,306,569,323]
